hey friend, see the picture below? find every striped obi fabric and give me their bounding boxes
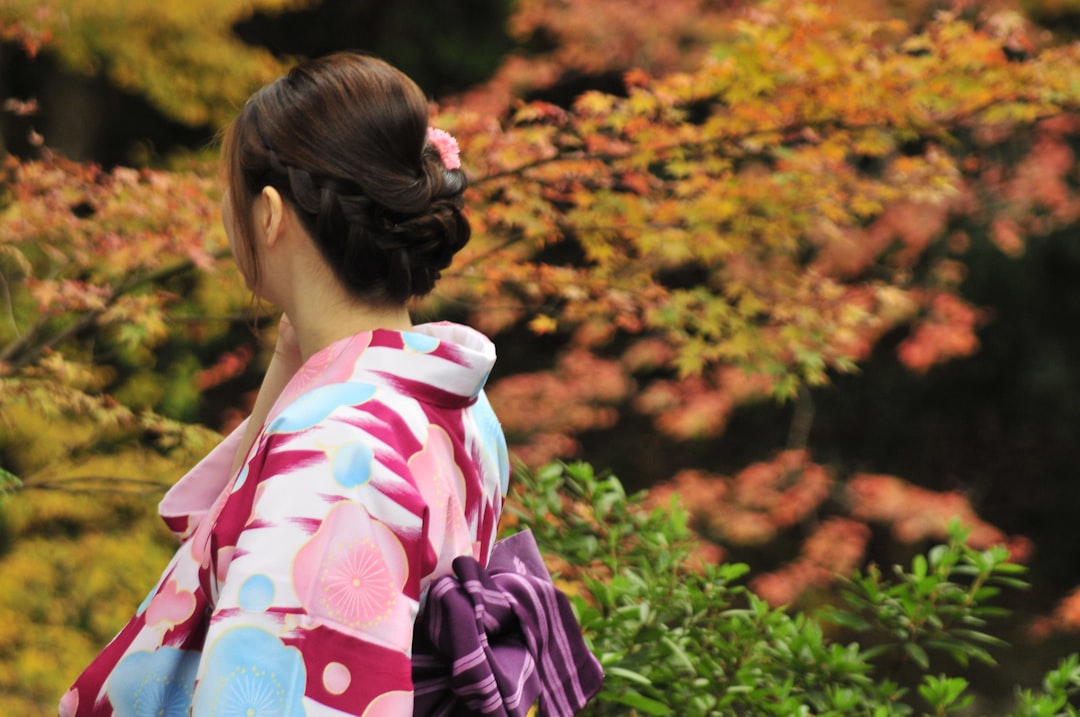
[413,530,604,716]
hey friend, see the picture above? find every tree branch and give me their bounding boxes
[469,95,1074,187]
[19,475,172,495]
[3,253,226,372]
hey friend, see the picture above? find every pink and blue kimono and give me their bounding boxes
[60,322,512,716]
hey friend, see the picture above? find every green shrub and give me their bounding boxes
[506,462,1080,716]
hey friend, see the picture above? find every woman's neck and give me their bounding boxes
[255,217,413,362]
[284,277,413,362]
[274,258,412,360]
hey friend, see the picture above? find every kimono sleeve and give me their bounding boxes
[158,418,249,541]
[191,415,431,717]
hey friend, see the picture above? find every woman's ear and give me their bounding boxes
[256,186,286,249]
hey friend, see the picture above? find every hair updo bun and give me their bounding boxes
[222,52,470,306]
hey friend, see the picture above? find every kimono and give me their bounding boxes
[60,322,510,717]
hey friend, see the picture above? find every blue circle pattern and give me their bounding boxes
[266,383,376,435]
[473,392,511,496]
[332,441,374,488]
[134,584,156,618]
[237,574,276,612]
[402,332,440,353]
[231,463,250,493]
[194,626,306,717]
[107,647,200,717]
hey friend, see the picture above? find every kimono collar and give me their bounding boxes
[267,321,496,423]
[159,322,496,540]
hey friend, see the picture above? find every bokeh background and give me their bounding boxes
[3,0,1080,713]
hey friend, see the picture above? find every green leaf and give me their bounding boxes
[819,607,871,632]
[605,689,674,716]
[0,466,22,497]
[912,554,928,578]
[605,666,654,686]
[904,642,930,670]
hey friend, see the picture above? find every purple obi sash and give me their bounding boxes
[412,530,604,716]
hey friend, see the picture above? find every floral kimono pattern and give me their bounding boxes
[60,322,510,717]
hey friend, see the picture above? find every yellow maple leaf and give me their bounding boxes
[528,314,559,335]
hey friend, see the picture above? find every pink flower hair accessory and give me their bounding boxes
[427,127,461,171]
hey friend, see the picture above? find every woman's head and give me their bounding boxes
[221,52,469,306]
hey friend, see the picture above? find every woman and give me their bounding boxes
[60,53,511,716]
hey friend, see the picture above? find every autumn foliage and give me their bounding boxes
[442,0,1080,617]
[4,0,1080,712]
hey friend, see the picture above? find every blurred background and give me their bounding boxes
[3,0,1080,713]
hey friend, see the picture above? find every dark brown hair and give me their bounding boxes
[222,52,469,306]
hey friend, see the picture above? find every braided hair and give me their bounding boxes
[221,52,469,306]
